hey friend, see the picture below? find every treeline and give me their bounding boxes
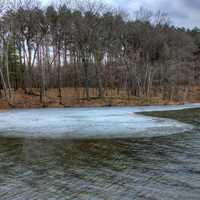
[0,0,200,106]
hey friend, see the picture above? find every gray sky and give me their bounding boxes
[42,0,200,28]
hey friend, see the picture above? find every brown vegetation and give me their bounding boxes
[0,86,199,110]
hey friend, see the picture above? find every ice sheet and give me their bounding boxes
[0,103,199,139]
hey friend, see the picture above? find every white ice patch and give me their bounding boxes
[0,103,199,139]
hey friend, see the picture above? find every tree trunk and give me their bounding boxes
[82,56,90,100]
[57,49,62,105]
[95,56,104,98]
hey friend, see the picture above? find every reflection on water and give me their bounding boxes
[1,131,200,200]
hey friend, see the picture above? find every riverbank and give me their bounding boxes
[0,87,200,110]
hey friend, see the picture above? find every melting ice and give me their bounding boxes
[0,103,199,139]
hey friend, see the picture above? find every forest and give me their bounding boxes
[0,0,200,107]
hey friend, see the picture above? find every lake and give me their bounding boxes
[0,104,200,200]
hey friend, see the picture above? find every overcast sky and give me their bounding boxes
[42,0,200,29]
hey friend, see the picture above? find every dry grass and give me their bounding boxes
[0,86,200,110]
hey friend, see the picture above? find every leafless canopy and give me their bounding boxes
[0,0,199,105]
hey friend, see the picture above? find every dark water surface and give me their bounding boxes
[0,106,200,200]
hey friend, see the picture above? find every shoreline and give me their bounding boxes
[0,100,199,112]
[0,87,199,111]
